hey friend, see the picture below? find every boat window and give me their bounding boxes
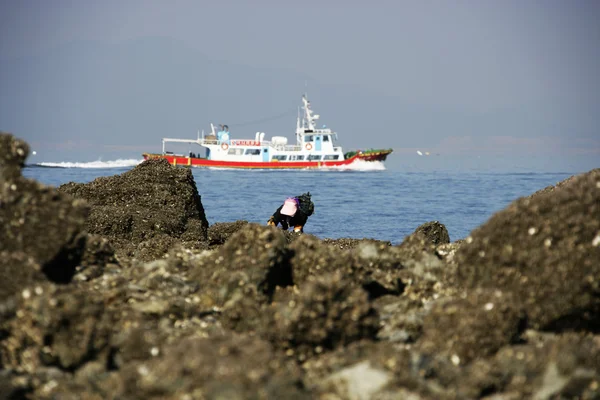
[323,154,339,160]
[245,149,261,155]
[308,155,321,161]
[306,135,314,142]
[323,135,330,142]
[272,155,287,161]
[296,155,305,161]
[228,148,244,155]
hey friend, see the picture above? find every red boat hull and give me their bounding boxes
[142,153,369,169]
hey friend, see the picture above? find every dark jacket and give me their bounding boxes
[268,193,314,232]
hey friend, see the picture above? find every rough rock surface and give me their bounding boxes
[59,158,209,261]
[1,283,113,373]
[207,220,249,247]
[1,134,89,285]
[2,134,600,400]
[268,272,380,362]
[454,168,600,330]
[417,288,526,363]
[414,220,451,245]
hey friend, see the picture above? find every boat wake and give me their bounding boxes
[33,159,143,169]
[325,159,386,171]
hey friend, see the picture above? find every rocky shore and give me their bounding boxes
[1,132,599,399]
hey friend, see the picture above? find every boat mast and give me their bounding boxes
[296,106,301,142]
[302,95,319,131]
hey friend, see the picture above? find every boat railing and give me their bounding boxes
[193,138,342,153]
[264,141,302,151]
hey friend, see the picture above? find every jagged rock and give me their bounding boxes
[289,235,407,298]
[414,221,451,245]
[417,289,526,364]
[58,158,209,261]
[187,224,293,333]
[1,284,113,373]
[488,333,600,399]
[1,132,89,291]
[454,168,600,330]
[207,220,249,247]
[3,135,599,400]
[0,132,29,181]
[322,360,393,400]
[190,224,291,300]
[268,272,379,362]
[303,340,446,400]
[373,296,427,343]
[430,332,600,399]
[43,334,309,400]
[322,237,392,250]
[0,370,30,399]
[0,252,45,304]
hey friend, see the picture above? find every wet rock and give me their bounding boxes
[302,340,447,400]
[1,284,113,373]
[434,239,464,266]
[434,332,600,400]
[36,363,123,400]
[289,235,408,298]
[78,334,309,400]
[1,132,90,295]
[1,135,89,285]
[0,132,29,181]
[0,252,45,304]
[417,289,526,364]
[186,224,293,334]
[396,231,439,264]
[268,272,379,362]
[73,234,118,281]
[414,221,450,245]
[207,220,249,247]
[322,237,392,250]
[58,158,209,261]
[191,224,291,295]
[454,168,600,330]
[322,360,393,400]
[0,370,30,399]
[133,233,179,262]
[373,296,427,343]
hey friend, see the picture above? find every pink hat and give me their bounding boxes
[281,198,298,217]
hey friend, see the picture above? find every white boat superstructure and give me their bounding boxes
[161,95,345,163]
[145,94,392,168]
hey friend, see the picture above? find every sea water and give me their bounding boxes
[23,159,576,244]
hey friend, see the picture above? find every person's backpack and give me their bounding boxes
[296,192,314,216]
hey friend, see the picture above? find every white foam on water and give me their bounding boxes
[323,159,386,171]
[36,159,144,168]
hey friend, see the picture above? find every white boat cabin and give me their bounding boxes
[160,95,346,162]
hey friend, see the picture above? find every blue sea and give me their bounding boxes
[23,159,577,244]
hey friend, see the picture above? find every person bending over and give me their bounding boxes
[267,192,314,233]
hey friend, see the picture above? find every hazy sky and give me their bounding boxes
[1,0,599,171]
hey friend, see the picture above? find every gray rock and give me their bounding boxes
[454,168,600,330]
[58,158,209,261]
[414,221,451,245]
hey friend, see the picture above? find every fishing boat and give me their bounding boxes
[142,95,393,169]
